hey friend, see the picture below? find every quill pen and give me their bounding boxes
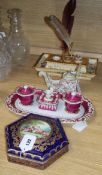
[44,15,71,53]
[62,0,76,51]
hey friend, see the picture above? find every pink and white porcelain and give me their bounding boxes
[64,92,82,113]
[6,88,95,124]
[16,85,35,105]
[38,89,59,111]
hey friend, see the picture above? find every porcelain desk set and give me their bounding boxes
[6,85,95,124]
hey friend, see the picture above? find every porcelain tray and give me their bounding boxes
[6,89,95,124]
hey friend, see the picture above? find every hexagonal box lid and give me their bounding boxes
[5,113,69,169]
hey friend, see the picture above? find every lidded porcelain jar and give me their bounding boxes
[16,85,35,105]
[65,91,82,113]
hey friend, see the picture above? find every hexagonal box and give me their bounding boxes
[5,113,69,169]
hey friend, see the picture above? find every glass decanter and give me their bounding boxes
[7,8,30,66]
[0,7,8,39]
[0,33,11,80]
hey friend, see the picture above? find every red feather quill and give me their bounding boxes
[62,0,76,51]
